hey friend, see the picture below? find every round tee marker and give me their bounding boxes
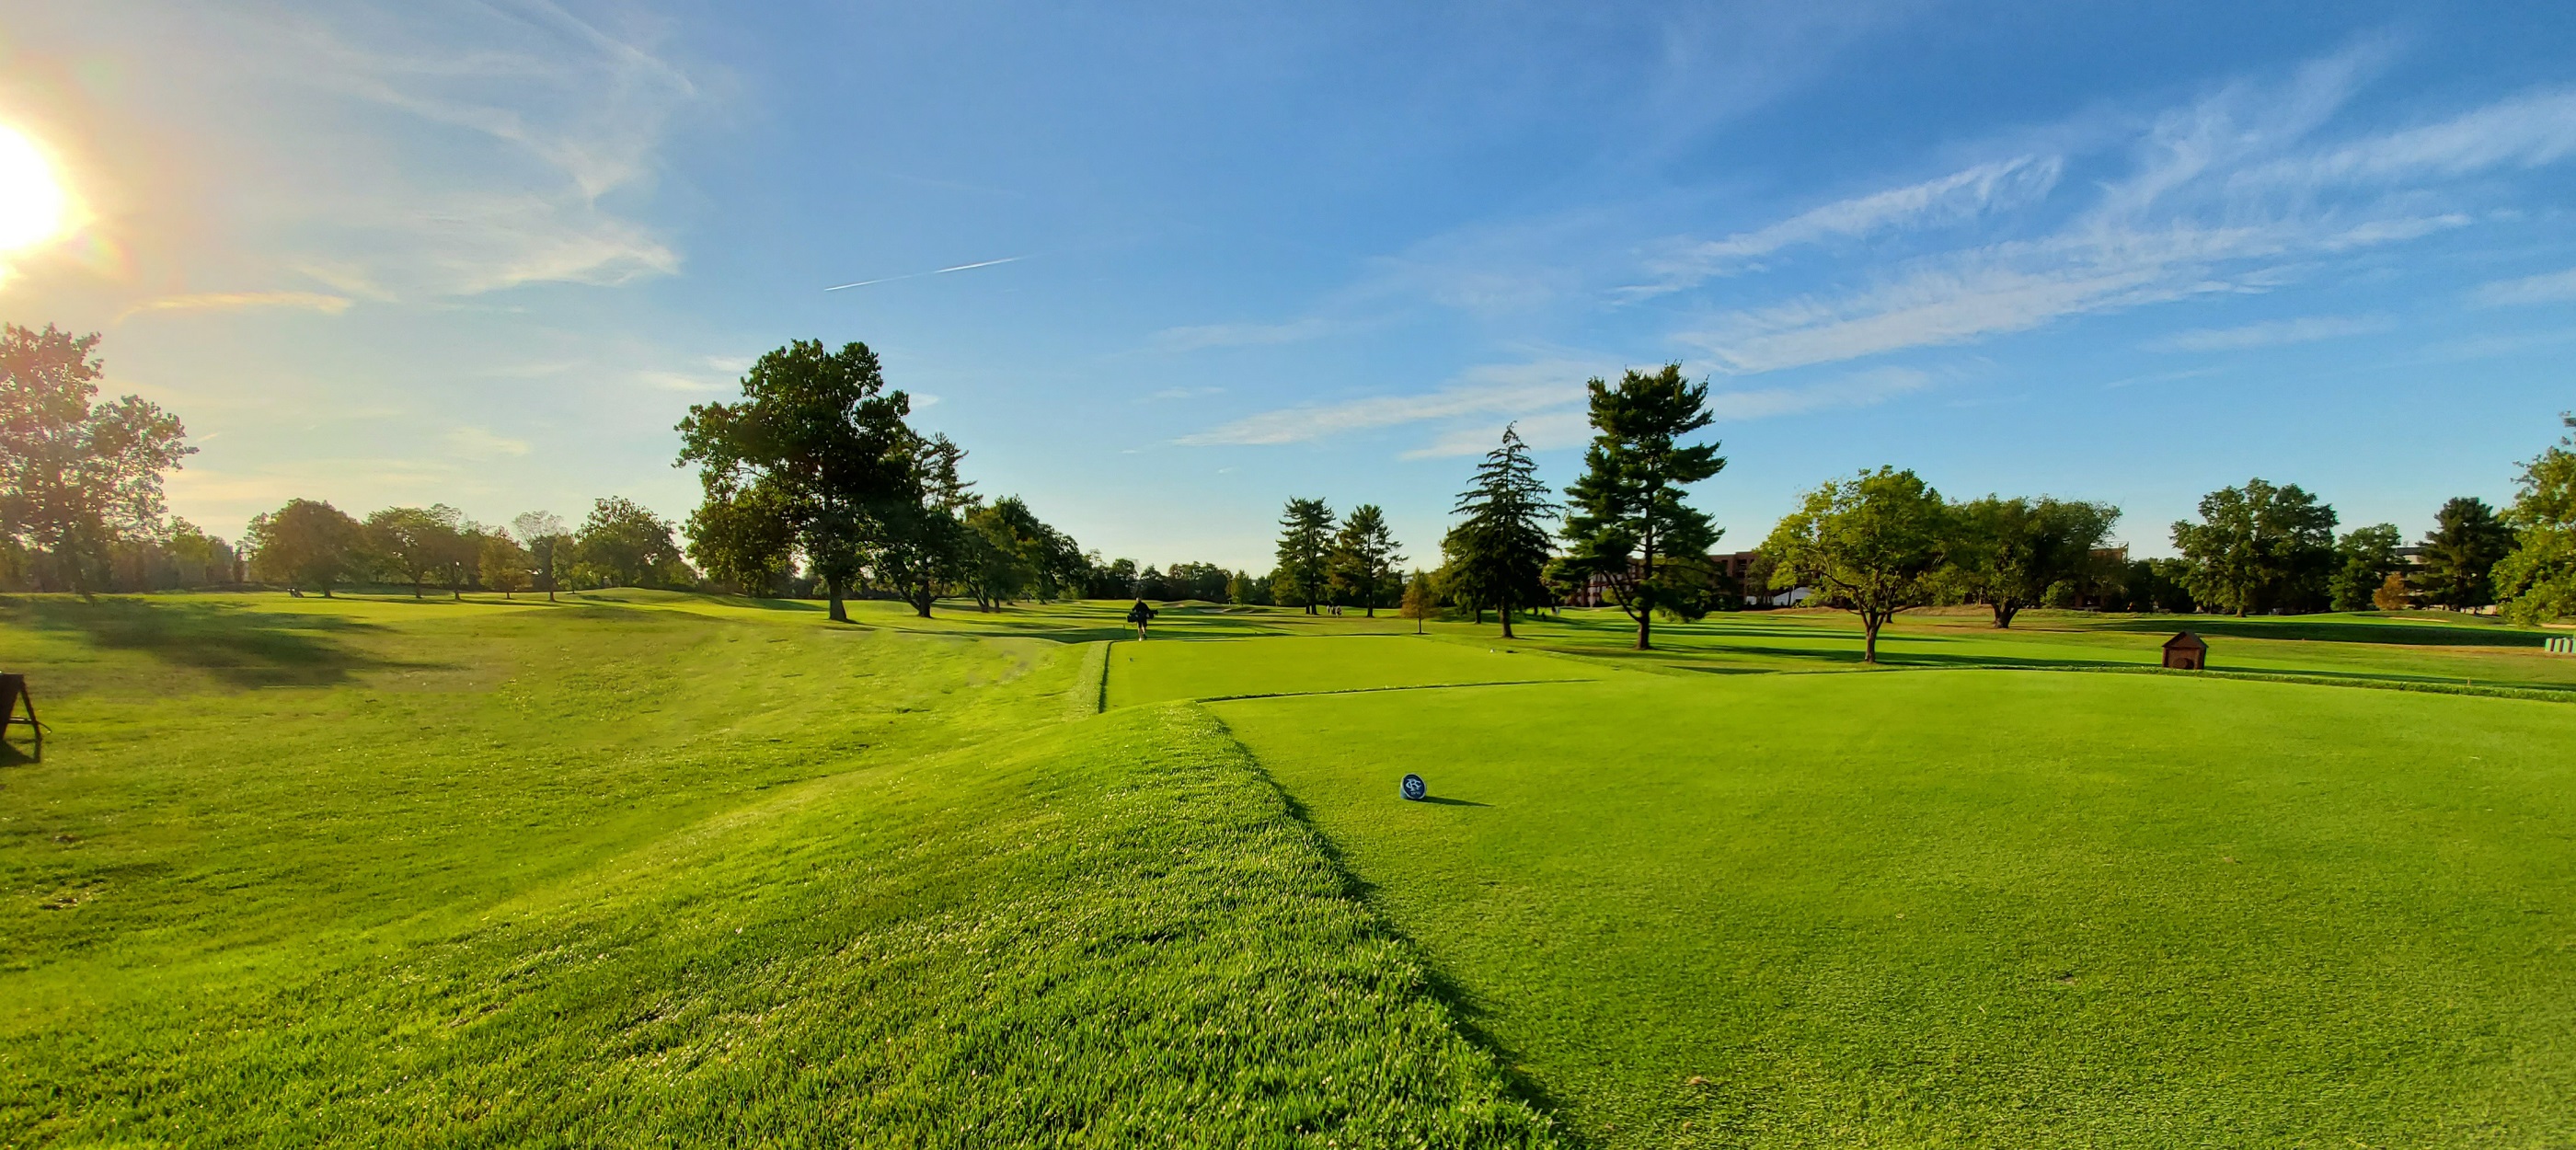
[1401,774,1427,801]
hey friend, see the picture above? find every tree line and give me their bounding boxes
[7,321,2572,637]
[238,497,690,599]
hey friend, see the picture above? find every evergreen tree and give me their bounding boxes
[1555,364,1727,650]
[1443,424,1558,639]
[1328,504,1404,616]
[1272,497,1334,613]
[2416,496,2514,610]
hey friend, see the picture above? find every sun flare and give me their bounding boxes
[0,124,70,255]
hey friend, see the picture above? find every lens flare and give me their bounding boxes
[0,125,70,254]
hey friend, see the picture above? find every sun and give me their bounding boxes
[0,124,69,255]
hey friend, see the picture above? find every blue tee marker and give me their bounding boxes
[1400,774,1427,801]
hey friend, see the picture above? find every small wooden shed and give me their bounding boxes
[2162,631,2207,671]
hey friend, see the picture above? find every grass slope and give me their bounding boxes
[1,593,1554,1145]
[1211,666,2576,1146]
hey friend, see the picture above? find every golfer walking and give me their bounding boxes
[1126,599,1156,640]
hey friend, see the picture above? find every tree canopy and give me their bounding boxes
[2495,415,2576,626]
[1273,498,1333,614]
[1554,363,1726,650]
[2169,479,2337,616]
[1761,466,1948,663]
[1443,424,1557,639]
[0,324,194,596]
[244,499,364,597]
[2329,523,2405,613]
[2416,496,2515,610]
[1944,495,2118,628]
[1328,504,1404,616]
[676,339,911,620]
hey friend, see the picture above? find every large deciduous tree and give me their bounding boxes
[1328,503,1404,616]
[2328,523,2405,613]
[1944,495,2119,627]
[676,339,911,621]
[244,499,364,597]
[2415,496,2515,611]
[2495,414,2576,626]
[1555,364,1727,650]
[365,505,460,599]
[1272,498,1333,614]
[1443,424,1558,639]
[1761,467,1949,664]
[0,324,194,596]
[2169,479,2337,615]
[576,497,690,590]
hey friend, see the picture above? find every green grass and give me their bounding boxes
[11,590,2576,1145]
[1106,635,1604,708]
[1188,651,2576,1145]
[0,592,1554,1145]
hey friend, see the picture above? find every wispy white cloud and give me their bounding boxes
[2473,266,2576,306]
[116,290,353,321]
[1395,367,1931,460]
[93,1,701,300]
[2145,314,2390,351]
[1674,60,2573,374]
[1178,357,1605,447]
[1632,155,2062,295]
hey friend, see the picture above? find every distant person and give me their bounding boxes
[1126,599,1156,639]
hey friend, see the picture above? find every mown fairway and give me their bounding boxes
[6,592,2574,1146]
[1122,611,2576,1145]
[0,592,1549,1145]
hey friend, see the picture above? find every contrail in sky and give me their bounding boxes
[824,256,1024,292]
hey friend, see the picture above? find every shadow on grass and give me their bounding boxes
[0,596,418,688]
[1415,795,1490,807]
[2095,615,2544,648]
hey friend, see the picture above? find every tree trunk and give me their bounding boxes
[1636,540,1655,650]
[1500,596,1516,639]
[827,578,848,623]
[1993,601,2017,628]
[1862,615,1879,662]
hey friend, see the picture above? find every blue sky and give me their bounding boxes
[4,1,2573,569]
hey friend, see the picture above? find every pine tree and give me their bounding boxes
[1328,504,1404,616]
[1556,364,1726,650]
[1444,424,1558,639]
[2417,496,2515,610]
[1273,498,1334,614]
